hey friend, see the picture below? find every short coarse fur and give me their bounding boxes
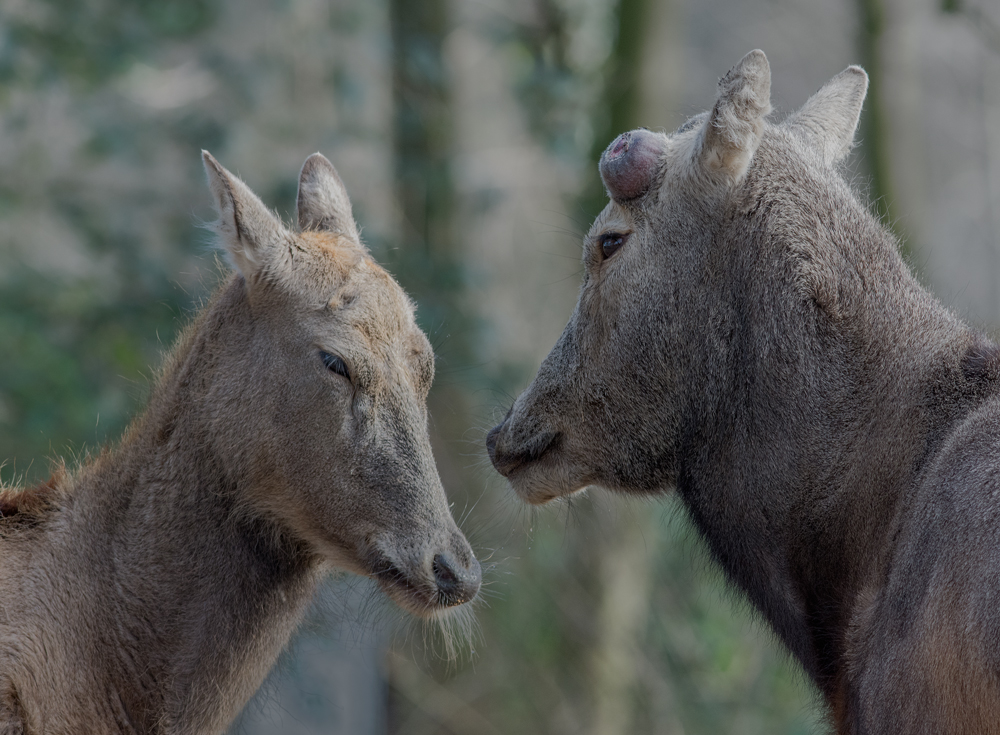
[0,152,480,734]
[489,50,1000,733]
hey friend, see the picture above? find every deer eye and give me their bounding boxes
[320,351,351,381]
[600,232,628,260]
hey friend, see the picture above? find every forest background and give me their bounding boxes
[1,0,999,733]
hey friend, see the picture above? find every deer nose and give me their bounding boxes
[432,553,481,606]
[485,421,503,460]
[487,421,559,477]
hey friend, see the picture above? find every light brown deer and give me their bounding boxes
[0,151,481,734]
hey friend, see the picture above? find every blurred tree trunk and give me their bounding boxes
[582,2,681,734]
[987,40,1000,323]
[387,0,474,513]
[877,0,929,271]
[856,0,907,253]
[391,0,454,261]
[580,0,647,220]
[386,0,479,726]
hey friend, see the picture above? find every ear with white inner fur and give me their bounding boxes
[202,150,289,281]
[699,49,772,183]
[296,153,359,241]
[785,66,869,166]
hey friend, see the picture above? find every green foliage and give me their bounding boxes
[0,268,181,483]
[0,0,218,483]
[0,0,215,87]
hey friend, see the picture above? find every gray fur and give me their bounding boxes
[296,152,360,240]
[0,152,480,734]
[488,49,1000,733]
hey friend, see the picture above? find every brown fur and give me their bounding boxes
[0,152,480,734]
[0,467,66,521]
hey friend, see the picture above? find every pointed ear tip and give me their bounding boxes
[303,151,325,164]
[728,49,770,91]
[827,66,869,101]
[300,152,338,180]
[201,150,225,177]
[743,49,769,70]
[844,65,869,86]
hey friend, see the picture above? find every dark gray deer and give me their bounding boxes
[0,152,480,734]
[488,49,1000,733]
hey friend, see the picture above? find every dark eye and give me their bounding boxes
[600,232,628,260]
[320,350,351,381]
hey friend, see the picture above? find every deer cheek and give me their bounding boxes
[599,129,663,201]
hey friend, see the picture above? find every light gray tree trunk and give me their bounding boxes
[583,2,681,734]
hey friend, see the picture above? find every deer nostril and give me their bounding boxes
[486,406,514,459]
[432,553,481,606]
[524,430,558,462]
[486,423,503,457]
[432,553,458,587]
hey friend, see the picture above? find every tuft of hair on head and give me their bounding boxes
[698,49,772,183]
[784,65,869,166]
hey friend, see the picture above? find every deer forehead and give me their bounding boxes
[289,231,409,323]
[296,230,364,283]
[338,262,415,340]
[654,125,715,194]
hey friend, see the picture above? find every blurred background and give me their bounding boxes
[1,0,998,732]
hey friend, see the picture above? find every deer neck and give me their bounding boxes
[43,279,323,733]
[679,224,983,696]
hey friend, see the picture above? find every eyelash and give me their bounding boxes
[319,350,351,381]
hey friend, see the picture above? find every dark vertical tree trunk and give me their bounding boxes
[856,0,904,250]
[580,0,651,222]
[391,0,454,261]
[387,0,470,480]
[387,4,478,725]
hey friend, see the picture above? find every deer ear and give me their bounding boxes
[202,150,289,280]
[785,66,868,166]
[296,153,359,241]
[699,49,771,182]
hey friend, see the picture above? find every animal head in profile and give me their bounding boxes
[488,50,871,504]
[197,151,481,614]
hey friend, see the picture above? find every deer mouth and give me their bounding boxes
[501,458,589,505]
[487,423,588,504]
[367,550,481,617]
[372,564,437,615]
